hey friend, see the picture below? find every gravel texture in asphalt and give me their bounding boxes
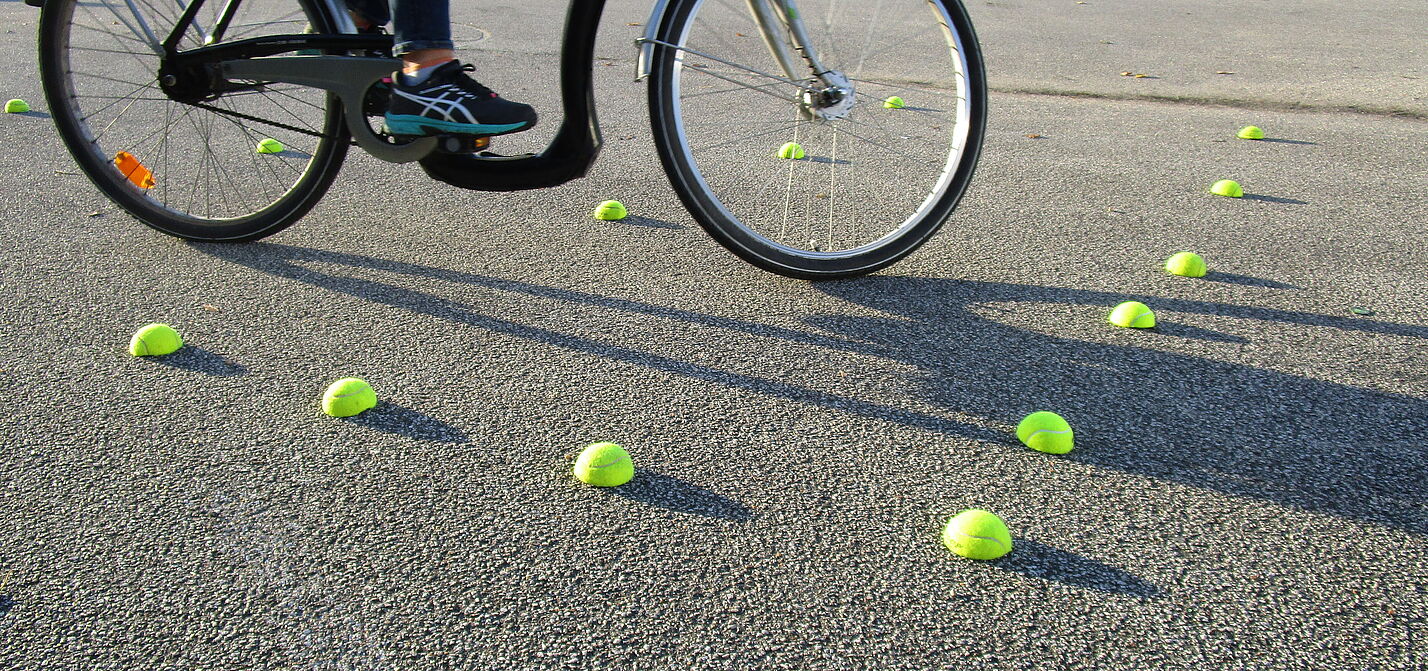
[0,1,1425,669]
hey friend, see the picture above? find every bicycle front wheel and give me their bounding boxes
[39,0,350,241]
[649,0,986,279]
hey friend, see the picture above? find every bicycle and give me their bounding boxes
[35,0,986,279]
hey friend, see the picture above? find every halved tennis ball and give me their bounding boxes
[1108,301,1156,328]
[1016,411,1074,454]
[592,200,627,220]
[4,99,30,114]
[883,96,905,109]
[1209,179,1243,198]
[574,442,634,487]
[256,138,285,154]
[777,142,805,160]
[322,378,377,417]
[129,323,183,356]
[1165,251,1207,277]
[942,509,1012,560]
[1236,125,1265,140]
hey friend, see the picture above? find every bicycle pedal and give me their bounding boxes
[433,135,491,154]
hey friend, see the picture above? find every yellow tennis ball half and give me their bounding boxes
[128,323,183,356]
[573,442,634,487]
[4,99,30,114]
[256,138,284,154]
[1236,125,1265,140]
[592,200,627,220]
[1016,411,1074,454]
[1108,301,1156,328]
[1165,251,1207,277]
[322,377,377,417]
[777,142,805,159]
[883,96,905,109]
[942,509,1013,560]
[1209,179,1243,198]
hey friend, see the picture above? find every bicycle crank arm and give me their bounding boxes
[221,56,438,163]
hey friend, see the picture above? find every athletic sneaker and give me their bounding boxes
[383,60,537,138]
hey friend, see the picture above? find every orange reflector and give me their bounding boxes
[114,151,155,189]
[473,136,490,150]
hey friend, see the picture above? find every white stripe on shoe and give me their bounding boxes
[392,86,481,124]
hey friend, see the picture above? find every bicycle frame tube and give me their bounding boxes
[766,0,831,77]
[208,0,355,43]
[744,0,801,82]
[206,0,243,44]
[318,0,358,34]
[638,0,832,85]
[200,0,605,188]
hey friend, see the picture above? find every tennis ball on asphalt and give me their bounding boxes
[573,441,634,487]
[256,138,284,154]
[1165,251,1207,277]
[1236,125,1265,140]
[1209,179,1243,198]
[128,323,183,356]
[1108,301,1156,328]
[321,377,377,417]
[942,509,1012,560]
[777,142,805,160]
[883,96,905,109]
[4,99,29,114]
[592,200,627,220]
[1016,411,1074,454]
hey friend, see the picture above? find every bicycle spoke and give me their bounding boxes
[656,37,818,92]
[90,78,161,142]
[96,0,162,54]
[70,45,159,57]
[689,120,814,154]
[79,77,161,125]
[50,0,344,229]
[72,19,148,47]
[158,97,175,205]
[680,118,816,127]
[659,0,981,269]
[680,64,802,105]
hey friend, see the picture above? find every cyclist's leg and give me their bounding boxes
[389,0,452,62]
[341,0,389,29]
[381,0,538,137]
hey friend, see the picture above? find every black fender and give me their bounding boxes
[417,0,606,192]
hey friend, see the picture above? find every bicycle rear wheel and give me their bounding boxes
[39,0,350,241]
[649,0,986,279]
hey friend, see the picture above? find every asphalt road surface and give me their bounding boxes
[1,1,1425,669]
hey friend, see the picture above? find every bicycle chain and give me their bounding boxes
[190,101,339,141]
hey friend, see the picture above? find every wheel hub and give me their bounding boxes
[802,70,855,120]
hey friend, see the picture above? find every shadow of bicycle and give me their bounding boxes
[611,470,753,522]
[193,242,1428,535]
[995,539,1161,598]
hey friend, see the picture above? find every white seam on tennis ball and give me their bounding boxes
[591,456,628,469]
[334,385,370,398]
[135,337,150,355]
[957,532,1008,549]
[1026,428,1071,438]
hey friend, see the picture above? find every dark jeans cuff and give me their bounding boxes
[394,39,456,55]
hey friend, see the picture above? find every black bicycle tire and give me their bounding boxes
[38,0,351,242]
[648,0,988,280]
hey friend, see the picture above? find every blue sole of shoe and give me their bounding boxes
[382,115,529,137]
